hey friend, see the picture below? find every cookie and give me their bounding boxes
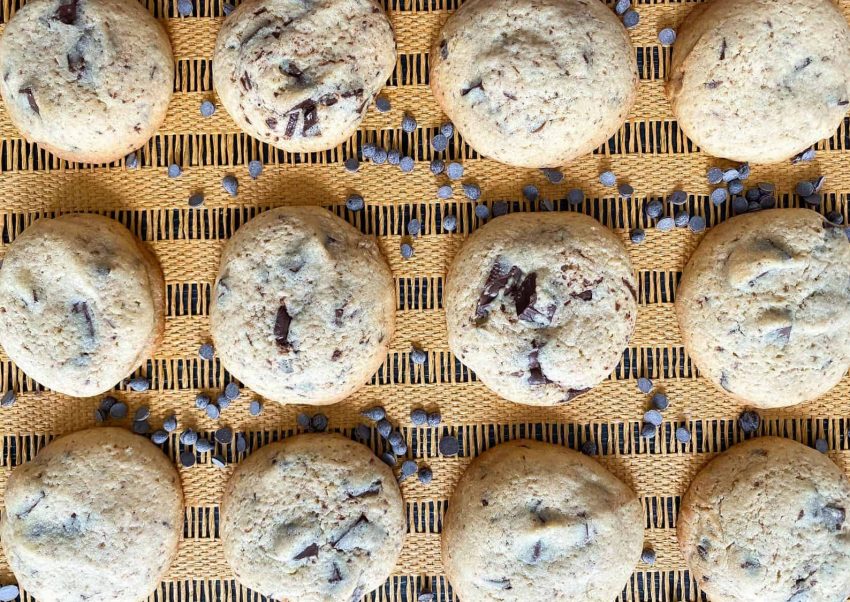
[1,427,183,602]
[213,0,396,153]
[445,213,637,406]
[679,436,850,601]
[210,206,394,405]
[0,214,165,397]
[676,209,850,408]
[221,433,405,601]
[0,0,174,164]
[442,439,643,601]
[430,0,638,168]
[666,0,850,164]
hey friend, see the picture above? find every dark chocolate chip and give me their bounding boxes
[274,303,292,349]
[294,542,319,560]
[738,410,760,434]
[54,0,79,24]
[439,435,459,456]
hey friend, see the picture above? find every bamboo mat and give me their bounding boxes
[0,0,849,600]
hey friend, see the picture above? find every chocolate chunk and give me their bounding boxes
[562,388,589,402]
[67,51,85,76]
[572,290,593,301]
[54,0,79,24]
[71,300,95,338]
[265,117,277,129]
[483,578,512,590]
[530,540,542,563]
[696,543,709,560]
[346,480,382,498]
[319,93,338,106]
[330,563,343,583]
[340,88,364,99]
[332,514,369,549]
[461,80,484,96]
[821,505,845,531]
[720,371,732,392]
[19,87,39,115]
[771,325,792,344]
[741,558,760,569]
[349,586,364,602]
[301,101,318,136]
[439,39,448,59]
[706,80,721,89]
[475,260,511,320]
[281,61,303,79]
[528,342,551,385]
[719,37,727,60]
[293,542,319,560]
[283,112,298,138]
[622,277,637,300]
[274,303,292,349]
[795,57,812,71]
[513,272,537,318]
[239,72,252,91]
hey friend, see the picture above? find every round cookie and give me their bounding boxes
[666,0,850,164]
[221,433,405,602]
[210,206,394,405]
[0,427,184,602]
[0,214,165,397]
[445,212,637,406]
[430,0,638,168]
[0,0,174,164]
[676,209,850,408]
[213,0,396,153]
[442,439,643,601]
[679,436,850,602]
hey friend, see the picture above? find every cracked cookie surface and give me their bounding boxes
[0,427,183,602]
[0,0,174,163]
[666,0,850,163]
[209,206,395,405]
[0,214,165,397]
[442,439,643,602]
[213,0,396,153]
[676,209,850,408]
[429,0,637,168]
[221,433,405,602]
[445,213,637,406]
[679,436,850,602]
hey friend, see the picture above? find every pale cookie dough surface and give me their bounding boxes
[430,0,638,168]
[0,427,184,602]
[442,439,643,602]
[667,0,850,164]
[210,206,395,405]
[679,436,850,602]
[676,209,850,408]
[445,213,637,406]
[213,0,396,153]
[0,214,165,397]
[221,433,405,602]
[0,0,174,164]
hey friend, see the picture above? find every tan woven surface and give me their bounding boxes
[0,0,849,600]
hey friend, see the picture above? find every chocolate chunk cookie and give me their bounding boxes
[679,437,850,602]
[1,427,183,602]
[221,433,405,602]
[667,0,850,163]
[210,206,394,405]
[442,439,643,601]
[0,0,174,163]
[445,213,637,406]
[430,0,638,168]
[0,214,165,397]
[213,0,396,153]
[676,209,850,408]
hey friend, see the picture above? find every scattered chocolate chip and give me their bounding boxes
[710,188,728,205]
[377,419,392,438]
[247,160,263,179]
[222,175,238,196]
[381,451,397,466]
[641,547,656,565]
[674,210,690,228]
[630,228,646,244]
[738,410,760,434]
[199,343,215,360]
[362,406,386,421]
[162,414,177,432]
[618,182,634,198]
[375,96,391,112]
[644,409,663,427]
[180,429,198,446]
[217,394,231,411]
[580,440,597,456]
[401,113,417,133]
[615,0,630,14]
[658,27,676,46]
[177,0,193,16]
[410,346,426,364]
[0,585,19,602]
[637,377,653,394]
[128,377,150,392]
[311,414,328,432]
[400,156,415,173]
[676,425,691,443]
[645,200,663,219]
[522,184,539,201]
[132,420,150,434]
[567,188,584,205]
[640,422,657,438]
[94,408,106,422]
[297,413,312,429]
[431,133,449,152]
[541,168,563,184]
[344,157,359,172]
[815,438,828,453]
[200,100,215,117]
[437,184,453,199]
[134,406,151,422]
[195,394,210,409]
[475,204,490,220]
[400,242,414,259]
[1,390,16,408]
[211,454,226,468]
[167,164,182,178]
[417,592,435,602]
[463,182,481,200]
[826,211,844,225]
[689,215,707,233]
[706,167,723,185]
[195,438,214,453]
[205,403,221,420]
[400,460,417,480]
[792,148,816,164]
[249,399,263,416]
[447,162,464,180]
[651,393,669,411]
[179,450,196,467]
[796,180,815,197]
[407,218,421,236]
[387,149,401,165]
[599,171,617,187]
[622,9,639,28]
[439,435,460,456]
[188,192,204,207]
[657,217,675,231]
[215,427,233,444]
[151,430,168,445]
[427,412,442,427]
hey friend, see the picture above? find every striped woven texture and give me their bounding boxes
[0,0,850,600]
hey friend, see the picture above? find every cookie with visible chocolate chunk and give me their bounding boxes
[430,0,638,168]
[679,436,850,602]
[213,0,396,153]
[445,212,637,406]
[442,439,643,602]
[210,206,394,405]
[1,427,184,602]
[0,214,165,397]
[0,0,174,163]
[666,0,850,163]
[221,433,405,602]
[676,209,850,408]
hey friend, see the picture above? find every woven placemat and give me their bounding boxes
[0,0,849,600]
